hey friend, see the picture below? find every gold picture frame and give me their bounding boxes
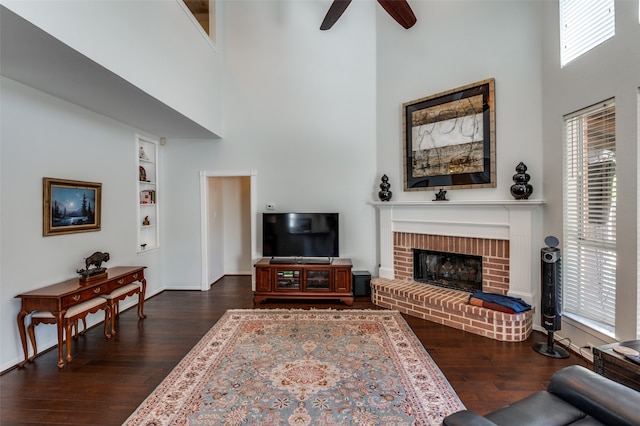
[43,177,102,236]
[403,78,496,191]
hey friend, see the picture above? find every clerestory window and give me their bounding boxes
[560,0,615,67]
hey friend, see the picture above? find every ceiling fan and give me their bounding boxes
[320,0,416,30]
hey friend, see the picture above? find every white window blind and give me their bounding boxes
[563,100,616,333]
[560,0,615,67]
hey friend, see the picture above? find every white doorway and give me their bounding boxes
[199,170,257,291]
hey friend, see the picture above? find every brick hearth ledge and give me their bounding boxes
[371,278,533,342]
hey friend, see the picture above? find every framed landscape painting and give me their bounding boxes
[403,78,496,191]
[43,177,102,236]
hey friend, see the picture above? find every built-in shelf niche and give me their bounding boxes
[137,135,160,253]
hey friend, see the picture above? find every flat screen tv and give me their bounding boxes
[262,213,339,258]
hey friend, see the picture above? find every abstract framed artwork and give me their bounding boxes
[403,78,496,191]
[43,177,102,236]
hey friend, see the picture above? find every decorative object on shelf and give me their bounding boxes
[510,162,533,200]
[143,216,150,226]
[403,78,496,191]
[76,251,110,282]
[433,189,448,201]
[378,174,392,201]
[140,243,147,250]
[43,177,102,236]
[140,190,156,204]
[139,146,148,160]
[139,166,147,182]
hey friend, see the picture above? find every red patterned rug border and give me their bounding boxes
[124,308,464,425]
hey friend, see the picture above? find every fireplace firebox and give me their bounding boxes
[413,249,482,293]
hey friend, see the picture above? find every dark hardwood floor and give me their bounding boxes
[1,275,588,425]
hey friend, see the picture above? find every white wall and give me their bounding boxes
[159,0,380,285]
[222,177,251,275]
[220,0,379,272]
[541,0,640,345]
[0,77,165,371]
[376,1,544,202]
[2,0,222,135]
[159,139,209,289]
[208,177,225,283]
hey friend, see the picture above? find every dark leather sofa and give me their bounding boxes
[442,365,640,426]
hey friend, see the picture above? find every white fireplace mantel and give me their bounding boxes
[372,199,545,307]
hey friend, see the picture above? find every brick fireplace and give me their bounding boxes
[372,200,544,341]
[396,233,509,294]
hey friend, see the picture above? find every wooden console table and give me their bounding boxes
[254,258,353,305]
[16,266,147,368]
[593,340,640,392]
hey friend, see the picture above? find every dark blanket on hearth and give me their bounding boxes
[469,290,532,313]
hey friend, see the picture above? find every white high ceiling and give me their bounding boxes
[0,5,218,139]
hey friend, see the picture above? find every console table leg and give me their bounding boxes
[16,310,29,367]
[55,311,65,368]
[27,320,38,362]
[137,278,147,319]
[65,322,74,363]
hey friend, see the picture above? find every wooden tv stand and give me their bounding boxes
[254,258,353,305]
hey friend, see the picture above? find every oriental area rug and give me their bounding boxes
[124,309,464,425]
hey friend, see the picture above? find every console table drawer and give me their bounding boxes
[61,285,108,307]
[114,271,144,287]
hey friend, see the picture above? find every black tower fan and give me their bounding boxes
[533,236,569,358]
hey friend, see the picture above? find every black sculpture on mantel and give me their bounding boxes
[433,189,448,201]
[510,162,534,200]
[378,174,392,201]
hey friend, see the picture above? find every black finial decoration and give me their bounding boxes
[510,162,533,199]
[378,174,392,201]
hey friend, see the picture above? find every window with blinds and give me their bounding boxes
[560,0,615,67]
[563,100,616,335]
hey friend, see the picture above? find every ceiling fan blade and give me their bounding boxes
[377,0,417,29]
[320,0,352,30]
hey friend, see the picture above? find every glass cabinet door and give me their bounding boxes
[305,269,330,291]
[276,269,300,290]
